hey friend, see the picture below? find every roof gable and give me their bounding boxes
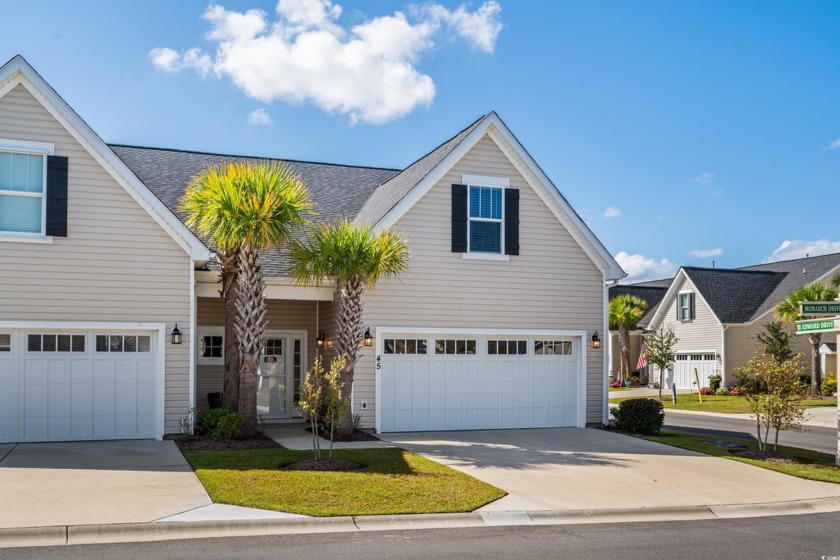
[356,111,625,281]
[0,55,210,262]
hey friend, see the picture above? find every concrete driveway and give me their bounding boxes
[381,428,840,512]
[0,440,210,529]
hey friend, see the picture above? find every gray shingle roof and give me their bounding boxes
[608,284,668,328]
[110,145,399,275]
[353,114,487,226]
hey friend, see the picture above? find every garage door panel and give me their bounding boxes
[115,383,138,416]
[70,360,92,384]
[24,360,46,384]
[70,415,92,439]
[93,415,115,438]
[93,360,115,384]
[92,383,115,416]
[114,360,137,384]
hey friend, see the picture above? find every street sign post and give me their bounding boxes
[795,317,840,334]
[799,301,840,316]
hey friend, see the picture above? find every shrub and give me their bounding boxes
[708,374,722,391]
[609,381,621,389]
[734,370,758,394]
[198,408,245,440]
[611,398,665,435]
[629,375,642,387]
[730,387,744,396]
[822,374,837,397]
[700,386,715,395]
[715,386,731,396]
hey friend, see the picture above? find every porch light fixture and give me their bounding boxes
[363,328,373,347]
[316,329,326,348]
[591,331,601,349]
[171,324,182,345]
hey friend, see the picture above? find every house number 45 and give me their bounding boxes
[376,355,381,370]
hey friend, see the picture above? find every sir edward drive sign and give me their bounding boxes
[795,317,840,334]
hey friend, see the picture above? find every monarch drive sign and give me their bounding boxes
[799,301,840,316]
[795,317,840,334]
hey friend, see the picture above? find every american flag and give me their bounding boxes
[637,341,648,370]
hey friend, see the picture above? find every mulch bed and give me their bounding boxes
[173,434,283,451]
[305,426,381,442]
[278,458,363,472]
[731,449,809,465]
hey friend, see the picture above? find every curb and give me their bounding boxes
[3,497,840,548]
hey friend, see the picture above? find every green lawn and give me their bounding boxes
[640,431,840,484]
[609,393,836,413]
[608,387,631,392]
[183,448,506,516]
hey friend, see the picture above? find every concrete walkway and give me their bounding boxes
[0,440,211,529]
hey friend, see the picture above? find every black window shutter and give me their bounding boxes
[689,293,696,320]
[504,188,519,256]
[451,184,467,252]
[676,296,681,320]
[46,155,68,237]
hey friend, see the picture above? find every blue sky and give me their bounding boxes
[4,0,840,282]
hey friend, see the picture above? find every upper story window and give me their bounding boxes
[469,186,503,253]
[0,150,46,235]
[677,292,695,321]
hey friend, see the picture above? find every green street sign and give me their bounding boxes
[795,317,840,334]
[799,301,840,316]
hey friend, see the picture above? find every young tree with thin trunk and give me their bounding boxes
[644,325,678,400]
[181,161,313,434]
[776,283,838,396]
[608,295,648,383]
[288,220,409,436]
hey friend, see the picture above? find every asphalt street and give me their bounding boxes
[4,513,840,560]
[664,409,838,454]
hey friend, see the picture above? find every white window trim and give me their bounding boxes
[677,291,693,322]
[0,138,55,243]
[197,327,224,365]
[464,176,507,257]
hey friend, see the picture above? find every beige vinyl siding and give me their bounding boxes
[0,84,192,433]
[195,297,319,411]
[609,331,644,379]
[657,276,723,359]
[724,319,813,385]
[359,133,606,428]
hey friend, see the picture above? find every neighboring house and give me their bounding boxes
[609,253,840,389]
[0,55,624,444]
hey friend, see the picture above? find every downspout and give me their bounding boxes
[603,278,619,425]
[721,324,728,386]
[189,264,197,431]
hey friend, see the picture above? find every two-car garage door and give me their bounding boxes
[0,328,160,443]
[378,332,584,432]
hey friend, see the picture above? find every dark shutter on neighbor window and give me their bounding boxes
[45,155,68,237]
[504,188,519,256]
[675,296,681,320]
[689,292,696,320]
[451,184,467,252]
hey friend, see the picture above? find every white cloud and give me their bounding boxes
[691,171,715,185]
[604,207,621,218]
[247,108,274,126]
[763,239,840,263]
[689,247,723,258]
[615,251,678,284]
[149,0,503,124]
[149,47,213,77]
[823,139,840,151]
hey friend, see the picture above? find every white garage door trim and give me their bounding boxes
[0,321,166,441]
[374,327,587,433]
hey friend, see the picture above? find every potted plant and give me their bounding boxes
[709,374,722,391]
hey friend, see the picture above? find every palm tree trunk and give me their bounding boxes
[234,243,267,436]
[809,333,822,396]
[218,248,241,411]
[618,325,631,383]
[335,276,364,436]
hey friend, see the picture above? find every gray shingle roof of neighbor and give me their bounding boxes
[109,145,399,275]
[353,114,487,226]
[615,252,840,326]
[608,284,669,327]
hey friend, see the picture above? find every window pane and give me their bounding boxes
[124,336,137,352]
[28,334,41,352]
[10,153,43,193]
[470,221,501,253]
[0,194,42,234]
[109,335,123,352]
[384,339,395,354]
[138,336,151,352]
[518,341,527,354]
[96,335,108,352]
[445,340,455,354]
[395,340,405,354]
[417,340,427,354]
[43,335,56,352]
[456,340,465,354]
[466,340,476,354]
[0,153,9,190]
[488,341,497,355]
[57,335,71,352]
[469,187,481,217]
[435,339,445,354]
[534,341,544,355]
[406,340,416,354]
[0,333,10,351]
[72,335,85,352]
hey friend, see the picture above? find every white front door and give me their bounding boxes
[257,335,292,419]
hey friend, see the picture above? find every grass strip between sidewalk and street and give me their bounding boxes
[639,431,840,484]
[609,393,836,413]
[183,447,506,517]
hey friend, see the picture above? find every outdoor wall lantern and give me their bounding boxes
[591,331,601,349]
[316,329,326,348]
[171,324,182,345]
[363,328,373,347]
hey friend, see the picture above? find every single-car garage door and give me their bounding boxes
[669,353,717,390]
[0,329,160,443]
[377,332,584,432]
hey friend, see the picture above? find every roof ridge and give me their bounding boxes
[107,143,401,172]
[683,266,784,276]
[737,250,840,269]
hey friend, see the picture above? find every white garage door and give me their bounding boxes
[378,333,583,432]
[669,353,717,390]
[0,329,159,443]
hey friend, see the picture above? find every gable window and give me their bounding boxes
[677,292,695,321]
[469,186,503,253]
[451,175,519,258]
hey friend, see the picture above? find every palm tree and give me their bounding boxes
[288,220,410,435]
[776,282,839,396]
[608,295,648,383]
[181,161,313,434]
